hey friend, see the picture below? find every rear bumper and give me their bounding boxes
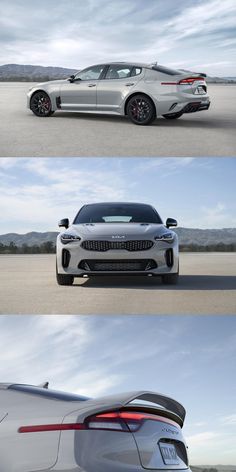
[182,100,210,113]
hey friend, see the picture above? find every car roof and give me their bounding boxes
[88,62,154,69]
[82,202,153,206]
[108,62,152,68]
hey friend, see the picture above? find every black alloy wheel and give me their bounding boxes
[127,94,156,125]
[30,91,54,117]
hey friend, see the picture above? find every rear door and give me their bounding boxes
[60,65,105,111]
[97,64,144,113]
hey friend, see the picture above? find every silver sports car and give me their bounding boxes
[27,62,210,125]
[56,202,179,285]
[0,382,191,472]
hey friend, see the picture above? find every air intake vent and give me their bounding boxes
[78,259,157,272]
[62,249,71,268]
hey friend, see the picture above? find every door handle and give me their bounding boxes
[125,83,134,86]
[88,84,96,87]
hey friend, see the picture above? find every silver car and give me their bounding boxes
[27,62,210,125]
[56,202,179,285]
[0,382,191,472]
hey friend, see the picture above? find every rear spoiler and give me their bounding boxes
[71,391,186,427]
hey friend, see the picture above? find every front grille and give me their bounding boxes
[78,259,157,272]
[81,240,154,252]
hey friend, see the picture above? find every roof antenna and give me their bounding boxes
[38,382,49,389]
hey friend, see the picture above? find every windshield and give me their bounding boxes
[74,203,162,224]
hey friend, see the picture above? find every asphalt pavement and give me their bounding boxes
[0,253,235,314]
[0,83,235,157]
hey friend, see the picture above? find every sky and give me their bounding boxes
[0,314,235,465]
[0,157,236,234]
[0,0,236,76]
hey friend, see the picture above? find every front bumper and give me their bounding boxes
[56,239,179,277]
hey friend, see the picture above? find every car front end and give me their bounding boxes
[56,222,179,280]
[27,79,68,114]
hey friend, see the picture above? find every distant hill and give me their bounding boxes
[0,64,235,83]
[0,231,58,246]
[0,64,78,81]
[192,466,236,472]
[0,228,235,248]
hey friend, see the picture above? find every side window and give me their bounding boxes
[131,67,142,77]
[75,65,104,81]
[105,65,133,80]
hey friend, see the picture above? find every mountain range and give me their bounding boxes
[0,64,77,81]
[191,466,236,472]
[0,228,235,247]
[0,64,235,83]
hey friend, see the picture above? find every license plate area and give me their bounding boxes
[195,85,206,94]
[159,442,180,465]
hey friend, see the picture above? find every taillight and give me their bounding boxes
[86,411,179,433]
[19,411,179,434]
[178,77,205,85]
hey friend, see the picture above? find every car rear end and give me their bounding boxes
[56,393,190,472]
[144,65,210,117]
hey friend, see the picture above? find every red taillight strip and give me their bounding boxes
[178,77,205,84]
[19,423,86,433]
[95,411,179,427]
[19,411,180,433]
[162,77,205,86]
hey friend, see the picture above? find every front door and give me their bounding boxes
[60,65,105,111]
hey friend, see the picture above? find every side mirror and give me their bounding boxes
[68,74,75,83]
[166,218,177,228]
[58,218,69,229]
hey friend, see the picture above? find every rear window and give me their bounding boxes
[9,384,90,402]
[74,203,163,224]
[152,65,182,76]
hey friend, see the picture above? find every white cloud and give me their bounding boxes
[0,316,123,397]
[0,0,235,75]
[187,431,219,447]
[221,414,236,425]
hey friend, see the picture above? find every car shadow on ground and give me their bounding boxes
[73,275,236,290]
[51,112,233,130]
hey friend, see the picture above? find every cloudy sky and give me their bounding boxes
[0,314,235,465]
[0,0,236,76]
[0,157,236,234]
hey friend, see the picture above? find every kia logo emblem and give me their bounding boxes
[111,235,125,239]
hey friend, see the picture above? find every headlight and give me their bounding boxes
[154,232,175,243]
[60,233,81,245]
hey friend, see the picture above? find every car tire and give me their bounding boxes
[161,273,179,285]
[56,263,74,286]
[162,112,183,119]
[127,94,156,125]
[30,91,54,117]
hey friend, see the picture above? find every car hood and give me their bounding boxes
[34,78,69,87]
[65,223,175,239]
